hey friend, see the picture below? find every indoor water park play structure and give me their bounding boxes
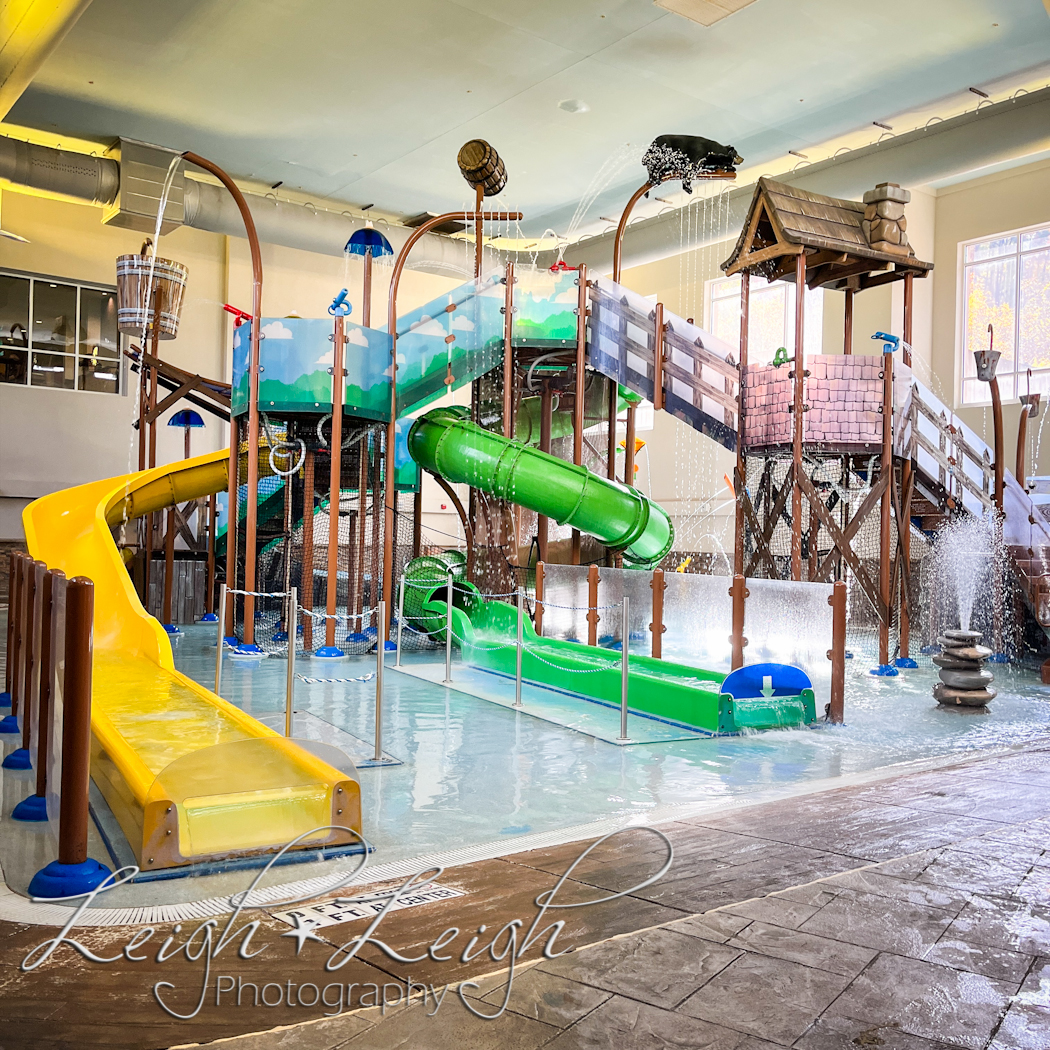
[8,134,1050,880]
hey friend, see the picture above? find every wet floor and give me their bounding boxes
[172,625,1050,869]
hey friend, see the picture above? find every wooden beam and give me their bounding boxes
[725,240,805,277]
[811,470,889,582]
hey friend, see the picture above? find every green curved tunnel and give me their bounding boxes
[408,406,674,568]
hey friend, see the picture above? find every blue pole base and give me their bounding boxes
[163,624,181,635]
[0,691,10,708]
[870,664,899,677]
[895,657,919,669]
[12,794,47,821]
[0,714,18,734]
[224,635,241,647]
[314,646,346,659]
[3,747,32,770]
[232,643,264,655]
[844,650,854,660]
[273,630,289,643]
[383,640,397,651]
[200,613,219,622]
[28,858,112,900]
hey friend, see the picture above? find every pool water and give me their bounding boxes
[173,626,1050,869]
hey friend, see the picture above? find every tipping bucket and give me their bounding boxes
[116,251,188,339]
[457,139,507,197]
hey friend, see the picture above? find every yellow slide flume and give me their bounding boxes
[23,449,361,871]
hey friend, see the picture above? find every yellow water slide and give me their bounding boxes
[23,449,362,872]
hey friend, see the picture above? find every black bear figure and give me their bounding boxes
[642,135,743,193]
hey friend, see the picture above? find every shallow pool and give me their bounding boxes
[172,626,1050,869]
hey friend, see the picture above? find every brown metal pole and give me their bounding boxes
[649,568,665,659]
[534,560,545,636]
[183,151,265,646]
[1017,396,1039,485]
[474,184,484,282]
[900,459,913,661]
[878,346,894,666]
[734,271,750,578]
[7,551,24,717]
[613,182,654,284]
[301,450,315,650]
[730,573,747,670]
[58,576,93,867]
[371,433,383,626]
[624,401,637,489]
[33,569,56,800]
[224,413,239,640]
[843,287,854,356]
[791,255,806,581]
[587,564,600,646]
[3,552,17,705]
[382,209,522,638]
[537,381,553,562]
[990,376,1005,511]
[652,302,665,411]
[144,288,163,616]
[205,492,216,618]
[19,558,38,754]
[362,247,373,328]
[412,488,423,558]
[902,273,914,368]
[503,262,515,437]
[162,507,175,626]
[828,579,846,723]
[326,314,346,651]
[355,443,368,621]
[572,264,588,565]
[137,351,148,472]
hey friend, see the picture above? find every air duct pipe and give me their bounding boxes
[0,136,119,205]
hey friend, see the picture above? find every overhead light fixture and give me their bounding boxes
[788,150,809,159]
[654,0,759,26]
[558,99,590,113]
[873,121,893,131]
[599,216,617,223]
[655,197,674,204]
[969,86,989,98]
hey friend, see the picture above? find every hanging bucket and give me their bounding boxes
[457,139,507,197]
[116,246,188,339]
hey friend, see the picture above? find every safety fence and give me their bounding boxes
[2,551,110,895]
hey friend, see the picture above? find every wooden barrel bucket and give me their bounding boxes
[457,139,507,197]
[115,253,188,339]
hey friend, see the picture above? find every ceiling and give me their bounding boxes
[8,0,1050,236]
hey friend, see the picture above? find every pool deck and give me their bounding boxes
[1,739,1047,1049]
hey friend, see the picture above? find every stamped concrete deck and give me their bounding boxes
[1,741,1047,1049]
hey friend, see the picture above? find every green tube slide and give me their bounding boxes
[408,406,673,568]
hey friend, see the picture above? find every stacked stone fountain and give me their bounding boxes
[933,630,996,707]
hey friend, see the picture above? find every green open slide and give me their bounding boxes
[399,552,816,735]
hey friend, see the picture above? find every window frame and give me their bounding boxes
[0,266,126,396]
[956,219,1050,408]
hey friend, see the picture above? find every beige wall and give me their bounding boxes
[932,156,1050,478]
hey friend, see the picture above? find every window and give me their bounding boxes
[706,274,823,361]
[0,270,122,394]
[960,223,1050,404]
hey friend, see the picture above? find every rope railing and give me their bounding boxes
[295,671,377,685]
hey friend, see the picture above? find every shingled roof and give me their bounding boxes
[722,177,933,290]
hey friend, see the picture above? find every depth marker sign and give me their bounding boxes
[272,882,466,930]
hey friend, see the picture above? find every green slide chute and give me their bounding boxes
[408,406,674,569]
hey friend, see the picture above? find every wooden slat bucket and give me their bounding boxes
[457,139,507,197]
[115,253,188,339]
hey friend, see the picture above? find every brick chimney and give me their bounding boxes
[861,183,915,258]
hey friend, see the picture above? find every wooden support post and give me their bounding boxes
[355,441,369,622]
[413,488,422,558]
[900,459,914,660]
[20,559,38,753]
[572,264,588,565]
[730,573,747,671]
[58,577,93,867]
[828,579,846,723]
[3,552,22,709]
[734,271,750,577]
[990,375,1005,511]
[878,347,894,666]
[301,450,315,650]
[652,302,665,411]
[791,254,806,581]
[649,568,665,659]
[587,564,600,646]
[843,287,854,355]
[325,315,346,651]
[371,432,383,626]
[144,287,163,616]
[534,560,545,636]
[624,403,637,489]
